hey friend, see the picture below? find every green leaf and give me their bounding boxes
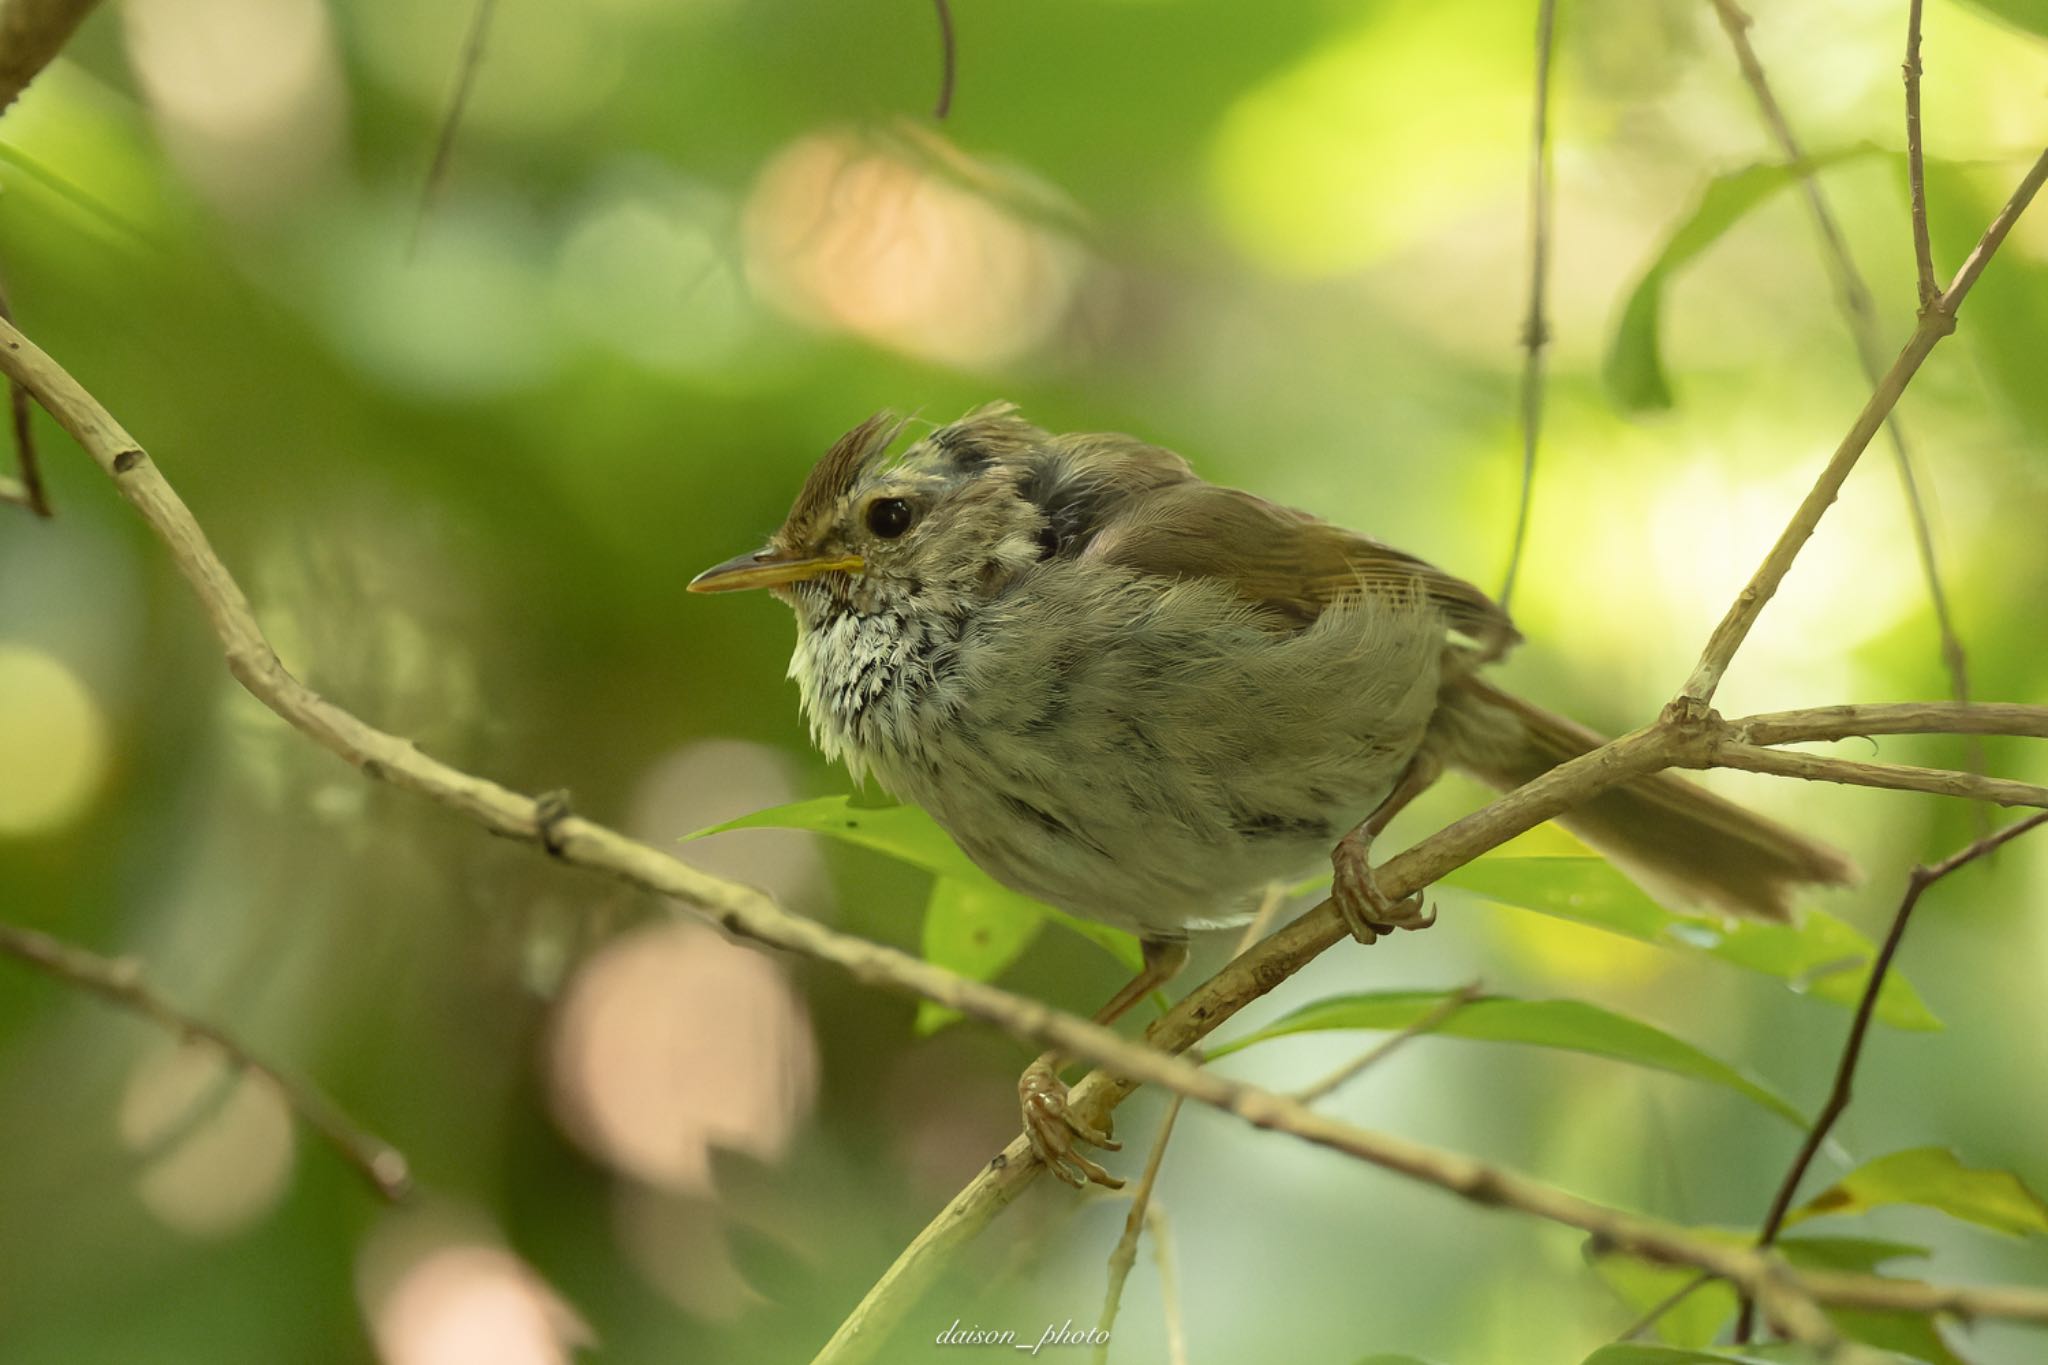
[1579,1345,1826,1365]
[1354,1357,1448,1365]
[1961,0,2048,40]
[690,795,983,879]
[693,797,1145,974]
[1789,1147,2048,1237]
[1778,1238,1964,1365]
[1211,989,1806,1127]
[1603,148,1879,411]
[1444,856,1940,1031]
[914,877,1047,1034]
[1589,1252,1736,1349]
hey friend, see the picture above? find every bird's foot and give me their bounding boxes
[1332,829,1436,945]
[1019,1055,1122,1189]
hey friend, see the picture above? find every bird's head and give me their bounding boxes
[689,404,1059,623]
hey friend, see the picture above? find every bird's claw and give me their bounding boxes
[1019,1059,1122,1189]
[1332,835,1436,945]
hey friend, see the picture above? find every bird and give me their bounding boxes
[689,403,1855,1187]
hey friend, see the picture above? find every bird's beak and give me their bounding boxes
[687,548,866,594]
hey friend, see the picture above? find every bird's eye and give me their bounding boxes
[865,497,916,539]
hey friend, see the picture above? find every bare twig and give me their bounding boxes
[1692,740,2048,810]
[0,0,100,114]
[411,0,497,257]
[930,0,956,119]
[0,279,49,516]
[1295,980,1483,1105]
[1093,1095,1183,1364]
[1706,0,1978,820]
[1732,809,2048,1342]
[1499,0,1558,613]
[0,921,411,1200]
[1732,701,2048,745]
[1905,0,1938,309]
[1677,144,2048,710]
[1146,1204,1188,1365]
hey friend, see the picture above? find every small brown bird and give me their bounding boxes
[691,404,1854,1186]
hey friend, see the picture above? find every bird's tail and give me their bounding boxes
[1433,677,1857,920]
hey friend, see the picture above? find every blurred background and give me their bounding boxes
[0,0,2045,1361]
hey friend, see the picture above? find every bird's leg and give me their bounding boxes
[1019,936,1189,1189]
[1332,749,1443,945]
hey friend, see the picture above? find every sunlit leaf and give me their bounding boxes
[691,795,983,879]
[1603,148,1879,411]
[1444,856,1939,1030]
[1579,1344,1826,1364]
[914,876,1047,1034]
[693,797,1144,974]
[1961,0,2048,39]
[1589,1236,1939,1355]
[1211,989,1806,1127]
[1789,1147,2048,1237]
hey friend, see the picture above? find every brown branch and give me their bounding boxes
[1731,701,2048,745]
[0,921,411,1200]
[1706,0,1977,816]
[1732,809,2048,1342]
[930,0,956,120]
[0,280,49,516]
[1677,144,2048,711]
[411,0,497,257]
[0,0,98,114]
[1498,0,1558,613]
[1905,0,1938,309]
[1693,740,2048,810]
[1092,1095,1182,1363]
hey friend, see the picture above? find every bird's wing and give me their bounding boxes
[1082,480,1520,655]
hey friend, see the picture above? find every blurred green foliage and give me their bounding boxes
[1,1,2046,1363]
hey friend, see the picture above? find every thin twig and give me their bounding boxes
[0,921,411,1200]
[1905,0,1938,309]
[1731,701,2048,745]
[1499,0,1559,613]
[1295,980,1483,1105]
[1146,1203,1188,1365]
[1677,144,2048,710]
[1693,740,2048,809]
[1706,0,1979,825]
[1732,809,2048,1342]
[1618,1270,1718,1342]
[410,0,497,258]
[1093,1095,1183,1364]
[930,0,957,119]
[0,278,47,515]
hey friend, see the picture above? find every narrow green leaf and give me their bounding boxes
[1589,1251,1737,1349]
[1580,1345,1825,1365]
[1212,989,1806,1128]
[914,877,1047,1034]
[689,795,982,879]
[1444,856,1940,1031]
[1603,148,1878,411]
[1789,1146,2048,1237]
[693,797,1144,973]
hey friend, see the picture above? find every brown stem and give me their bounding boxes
[0,921,411,1200]
[1905,0,1938,308]
[1499,0,1559,613]
[1732,810,2048,1341]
